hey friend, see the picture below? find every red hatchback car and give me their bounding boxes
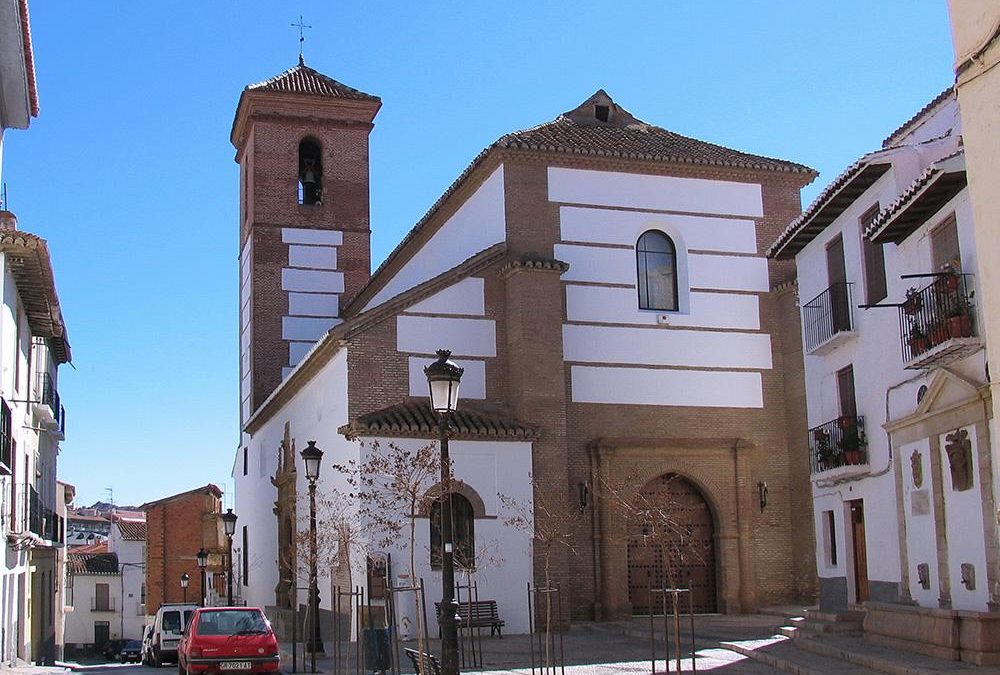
[177,607,279,675]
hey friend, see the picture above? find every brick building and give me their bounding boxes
[142,484,227,613]
[233,61,817,632]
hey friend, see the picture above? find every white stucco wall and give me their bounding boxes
[64,575,123,646]
[360,437,534,637]
[236,348,353,611]
[364,167,506,310]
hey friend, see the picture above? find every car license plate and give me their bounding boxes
[220,662,252,670]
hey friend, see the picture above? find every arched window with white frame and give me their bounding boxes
[636,230,678,311]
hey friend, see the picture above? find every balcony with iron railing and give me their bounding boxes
[91,597,117,612]
[809,416,868,475]
[899,273,980,369]
[803,282,855,354]
[28,485,63,544]
[35,372,65,437]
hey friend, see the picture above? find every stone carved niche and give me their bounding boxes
[911,450,923,488]
[917,563,931,590]
[962,563,976,590]
[945,429,973,492]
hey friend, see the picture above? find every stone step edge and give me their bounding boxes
[794,636,941,675]
[719,637,880,675]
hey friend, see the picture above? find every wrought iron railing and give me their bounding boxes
[803,282,854,352]
[0,399,10,474]
[38,372,64,432]
[809,416,867,474]
[27,485,62,542]
[898,273,976,363]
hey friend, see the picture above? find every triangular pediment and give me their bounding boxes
[915,369,980,417]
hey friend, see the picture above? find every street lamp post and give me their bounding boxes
[196,548,208,607]
[222,509,238,606]
[424,349,464,675]
[300,441,325,672]
[180,573,190,603]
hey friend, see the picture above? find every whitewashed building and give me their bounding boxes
[107,517,147,641]
[64,551,122,655]
[232,63,818,636]
[768,89,1000,663]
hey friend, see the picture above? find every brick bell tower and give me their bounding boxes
[231,59,381,423]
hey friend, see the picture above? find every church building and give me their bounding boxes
[231,59,818,633]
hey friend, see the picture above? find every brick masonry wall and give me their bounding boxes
[239,105,375,413]
[145,490,224,613]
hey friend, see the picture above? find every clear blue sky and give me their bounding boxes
[3,2,954,508]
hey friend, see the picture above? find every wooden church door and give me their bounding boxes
[627,473,718,614]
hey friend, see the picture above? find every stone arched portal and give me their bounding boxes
[626,473,718,614]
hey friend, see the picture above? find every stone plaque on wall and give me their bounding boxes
[911,489,931,516]
[945,429,973,492]
[911,450,923,488]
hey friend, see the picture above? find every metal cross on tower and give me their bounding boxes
[291,16,312,65]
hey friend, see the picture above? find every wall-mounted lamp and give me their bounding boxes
[578,481,590,513]
[757,481,768,512]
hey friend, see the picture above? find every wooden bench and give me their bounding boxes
[404,648,440,675]
[434,600,505,637]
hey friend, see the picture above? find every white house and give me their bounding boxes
[107,517,147,641]
[769,89,1000,663]
[64,550,121,655]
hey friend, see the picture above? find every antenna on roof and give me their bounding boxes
[291,16,312,65]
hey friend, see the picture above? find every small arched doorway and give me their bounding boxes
[627,473,718,614]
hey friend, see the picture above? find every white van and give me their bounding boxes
[151,603,199,667]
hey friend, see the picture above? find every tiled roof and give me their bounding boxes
[0,228,70,362]
[69,541,108,554]
[246,61,379,101]
[68,551,118,576]
[866,151,966,245]
[766,157,891,259]
[116,520,147,541]
[497,91,814,175]
[882,87,954,148]
[339,399,540,441]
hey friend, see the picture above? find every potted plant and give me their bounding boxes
[947,299,973,338]
[813,429,834,470]
[908,323,930,355]
[839,427,864,465]
[903,287,923,316]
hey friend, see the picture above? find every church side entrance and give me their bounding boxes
[627,473,718,614]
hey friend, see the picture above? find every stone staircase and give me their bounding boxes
[778,609,865,639]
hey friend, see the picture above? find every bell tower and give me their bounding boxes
[231,61,380,423]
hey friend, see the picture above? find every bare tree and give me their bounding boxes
[332,439,443,667]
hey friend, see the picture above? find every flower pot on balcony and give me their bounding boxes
[930,323,950,346]
[909,333,930,355]
[947,313,972,338]
[903,294,923,316]
[844,449,863,465]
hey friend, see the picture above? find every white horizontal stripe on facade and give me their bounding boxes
[288,292,339,317]
[240,327,251,351]
[571,365,763,408]
[407,277,485,316]
[565,286,760,330]
[407,357,486,399]
[289,245,338,270]
[555,244,636,285]
[240,373,251,399]
[281,316,341,342]
[240,239,252,282]
[281,228,344,246]
[396,316,497,358]
[548,167,764,218]
[559,206,758,254]
[289,341,316,366]
[241,398,251,421]
[281,268,345,293]
[687,254,769,292]
[281,366,295,380]
[563,324,772,370]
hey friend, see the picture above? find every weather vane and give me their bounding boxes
[292,16,313,65]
